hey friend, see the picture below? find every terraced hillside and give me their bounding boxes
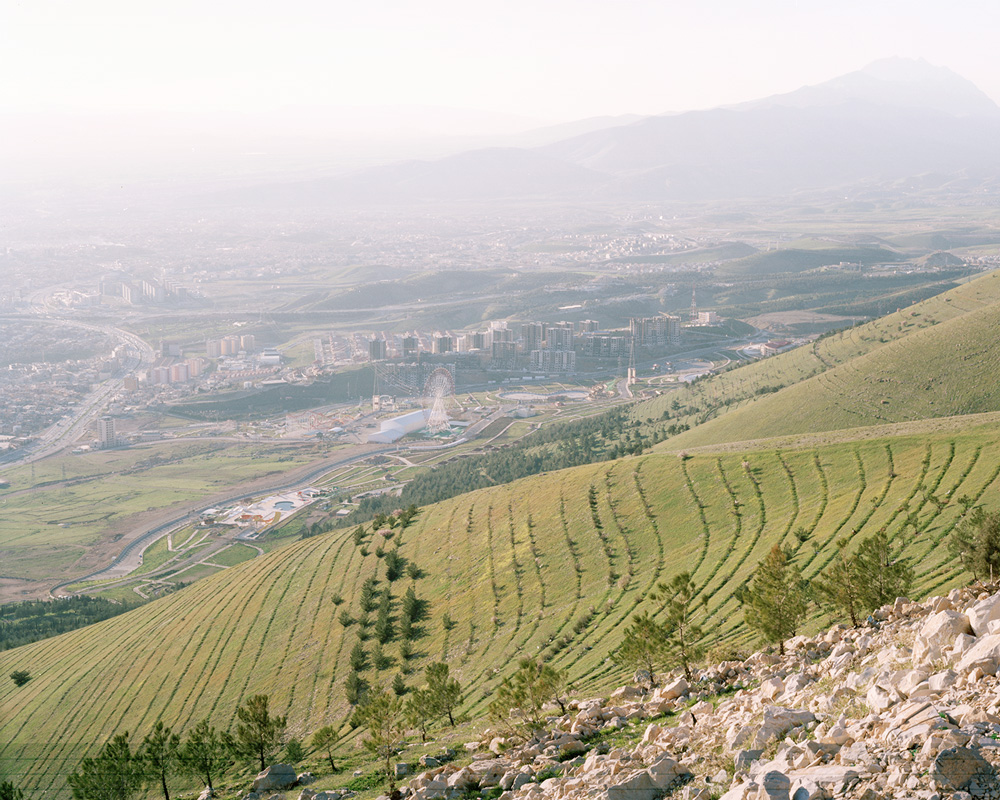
[633,270,1000,446]
[4,417,999,796]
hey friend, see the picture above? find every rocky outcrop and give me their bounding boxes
[394,585,1000,800]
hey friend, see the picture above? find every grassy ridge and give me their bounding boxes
[667,272,1000,447]
[717,245,906,276]
[632,269,1000,443]
[4,419,1000,795]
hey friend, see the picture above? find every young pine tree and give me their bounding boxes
[854,530,913,611]
[359,689,407,794]
[139,722,180,800]
[424,662,462,727]
[949,509,1000,584]
[611,612,670,686]
[311,726,340,774]
[178,720,227,794]
[740,545,808,655]
[232,695,286,772]
[659,571,707,680]
[813,538,865,627]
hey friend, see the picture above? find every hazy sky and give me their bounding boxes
[3,0,999,130]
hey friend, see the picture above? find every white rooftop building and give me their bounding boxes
[367,409,431,443]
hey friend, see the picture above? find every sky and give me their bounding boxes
[3,0,1000,130]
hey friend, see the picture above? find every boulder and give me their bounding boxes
[913,610,973,666]
[896,669,929,696]
[606,770,662,800]
[735,750,765,770]
[252,764,298,793]
[646,754,691,789]
[928,669,958,692]
[957,633,1000,675]
[607,759,690,800]
[655,677,689,701]
[756,771,791,800]
[790,782,824,800]
[967,592,1000,636]
[446,767,477,789]
[930,746,994,790]
[866,683,900,713]
[611,685,645,702]
[787,765,860,793]
[559,739,587,757]
[719,784,753,800]
[760,677,784,701]
[752,707,815,750]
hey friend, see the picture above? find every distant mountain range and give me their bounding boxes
[214,58,1000,206]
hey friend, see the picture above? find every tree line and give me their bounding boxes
[353,407,652,521]
[1,596,142,652]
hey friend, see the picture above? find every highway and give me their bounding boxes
[0,314,156,471]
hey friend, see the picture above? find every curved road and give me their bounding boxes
[50,444,397,596]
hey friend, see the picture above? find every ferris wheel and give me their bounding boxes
[423,367,455,433]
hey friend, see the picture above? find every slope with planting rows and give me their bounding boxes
[3,416,1000,795]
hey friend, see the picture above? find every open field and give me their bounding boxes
[0,440,333,591]
[3,414,998,796]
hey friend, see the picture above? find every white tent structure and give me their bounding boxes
[367,409,431,443]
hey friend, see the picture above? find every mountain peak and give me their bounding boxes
[742,57,1000,118]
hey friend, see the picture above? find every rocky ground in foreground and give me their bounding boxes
[246,584,1000,800]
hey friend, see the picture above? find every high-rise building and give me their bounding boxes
[529,350,576,372]
[490,325,513,344]
[402,336,420,359]
[433,335,453,354]
[170,363,190,383]
[160,340,182,358]
[240,334,256,352]
[97,417,117,449]
[580,333,631,358]
[490,340,517,368]
[470,331,487,350]
[206,339,222,358]
[577,319,599,333]
[521,322,545,353]
[546,323,575,351]
[221,336,240,356]
[369,339,387,361]
[629,316,681,347]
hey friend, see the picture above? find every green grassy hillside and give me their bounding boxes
[665,276,1000,448]
[633,269,1000,444]
[717,245,906,276]
[4,417,1000,796]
